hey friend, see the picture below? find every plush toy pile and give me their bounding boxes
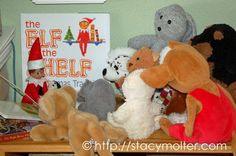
[115,47,186,121]
[191,24,236,102]
[128,4,196,52]
[141,41,236,151]
[29,3,236,155]
[30,86,127,156]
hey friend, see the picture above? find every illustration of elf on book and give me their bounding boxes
[64,17,105,56]
[21,13,110,92]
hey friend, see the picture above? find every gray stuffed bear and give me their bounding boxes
[128,4,197,52]
[77,79,116,120]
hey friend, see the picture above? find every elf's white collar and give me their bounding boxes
[80,29,88,33]
[26,76,47,87]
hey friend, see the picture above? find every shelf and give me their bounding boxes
[0,130,233,155]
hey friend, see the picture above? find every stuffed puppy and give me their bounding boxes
[107,69,162,140]
[141,41,236,148]
[30,86,127,156]
[191,24,236,102]
[48,80,61,89]
[102,47,136,106]
[77,79,116,120]
[128,4,196,52]
[102,47,136,82]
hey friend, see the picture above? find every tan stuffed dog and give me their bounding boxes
[30,86,127,156]
[141,41,236,154]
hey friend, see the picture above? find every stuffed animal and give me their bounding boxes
[107,69,162,140]
[48,80,61,89]
[128,4,196,52]
[30,86,127,156]
[102,47,136,83]
[102,47,136,107]
[115,47,159,88]
[191,24,236,102]
[77,79,116,120]
[141,41,236,150]
[124,47,186,118]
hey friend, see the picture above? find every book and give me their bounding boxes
[21,13,110,91]
[0,115,40,142]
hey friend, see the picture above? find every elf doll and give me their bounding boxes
[21,38,48,105]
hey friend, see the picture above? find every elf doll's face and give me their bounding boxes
[79,21,89,29]
[30,68,45,79]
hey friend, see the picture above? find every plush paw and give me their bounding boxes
[184,122,193,137]
[107,112,113,122]
[159,117,171,127]
[154,115,165,129]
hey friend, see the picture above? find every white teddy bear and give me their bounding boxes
[107,69,162,139]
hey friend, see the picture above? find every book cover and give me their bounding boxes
[0,115,39,142]
[21,13,110,91]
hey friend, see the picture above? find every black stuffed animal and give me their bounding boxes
[191,24,236,85]
[191,24,236,102]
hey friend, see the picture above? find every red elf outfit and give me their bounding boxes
[169,85,236,144]
[21,38,48,105]
[77,18,94,56]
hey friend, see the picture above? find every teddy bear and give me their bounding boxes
[107,69,162,140]
[141,41,236,151]
[30,85,128,156]
[128,4,196,52]
[191,24,236,102]
[76,79,116,120]
[116,47,187,123]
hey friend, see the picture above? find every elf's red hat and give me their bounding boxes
[27,38,44,70]
[81,18,95,24]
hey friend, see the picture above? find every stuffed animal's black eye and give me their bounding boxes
[160,15,163,19]
[136,57,140,61]
[114,65,119,70]
[167,20,172,24]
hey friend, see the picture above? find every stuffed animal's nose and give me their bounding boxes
[102,68,107,76]
[128,63,133,67]
[157,27,162,31]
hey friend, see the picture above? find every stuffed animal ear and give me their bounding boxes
[61,86,77,103]
[168,40,182,49]
[182,13,197,42]
[38,96,56,121]
[213,31,224,40]
[140,47,160,63]
[140,64,173,88]
[152,52,160,63]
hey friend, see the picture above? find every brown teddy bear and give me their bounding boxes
[141,41,236,154]
[116,47,186,115]
[30,86,127,156]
